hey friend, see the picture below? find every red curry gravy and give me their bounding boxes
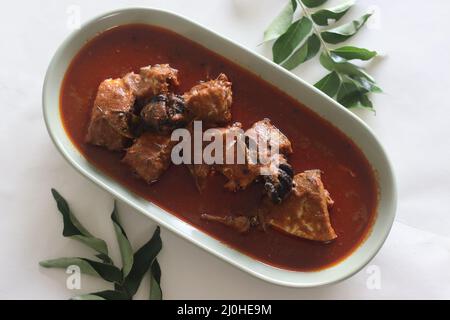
[60,24,378,271]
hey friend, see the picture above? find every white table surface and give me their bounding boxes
[1,0,449,299]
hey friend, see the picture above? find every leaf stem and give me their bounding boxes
[296,1,347,84]
[283,1,380,109]
[296,0,331,57]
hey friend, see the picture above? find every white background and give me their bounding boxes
[1,0,449,299]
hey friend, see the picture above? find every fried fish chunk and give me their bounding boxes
[264,170,337,242]
[123,64,179,99]
[212,123,260,191]
[245,119,294,203]
[245,118,293,156]
[86,78,136,151]
[184,122,259,192]
[122,132,174,183]
[183,73,232,127]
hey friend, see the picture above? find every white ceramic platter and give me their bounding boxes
[43,8,397,287]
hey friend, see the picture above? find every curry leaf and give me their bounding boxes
[149,259,162,300]
[319,53,380,107]
[51,189,109,256]
[95,253,113,265]
[79,259,121,283]
[282,33,321,70]
[339,91,374,109]
[321,13,372,44]
[123,227,162,297]
[39,257,122,283]
[320,52,375,83]
[40,257,99,277]
[336,76,374,109]
[43,189,165,300]
[301,0,328,8]
[111,202,134,277]
[350,75,382,93]
[311,0,355,26]
[272,17,313,64]
[72,290,130,300]
[357,93,374,109]
[338,91,360,108]
[263,0,298,42]
[264,1,381,110]
[331,46,377,60]
[337,78,360,102]
[314,71,341,98]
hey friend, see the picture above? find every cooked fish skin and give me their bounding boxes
[122,132,174,183]
[262,155,294,204]
[183,73,232,128]
[265,170,337,242]
[86,78,136,151]
[140,93,189,133]
[245,119,294,202]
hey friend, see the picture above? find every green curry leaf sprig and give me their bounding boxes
[263,0,381,109]
[39,189,163,300]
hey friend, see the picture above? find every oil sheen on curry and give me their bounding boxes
[60,24,378,271]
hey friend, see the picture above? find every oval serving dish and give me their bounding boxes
[43,8,397,287]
